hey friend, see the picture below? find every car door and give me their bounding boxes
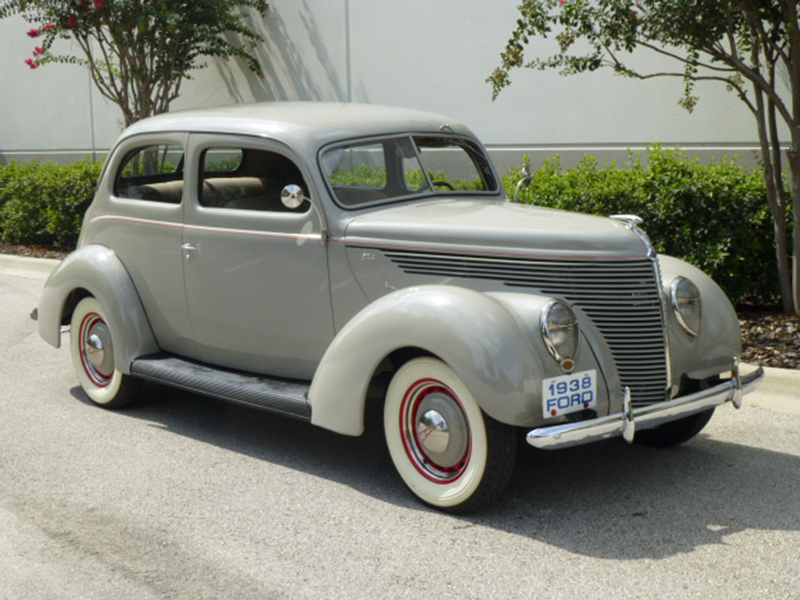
[181,133,334,380]
[94,133,193,354]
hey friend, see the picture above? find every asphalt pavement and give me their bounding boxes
[1,253,798,599]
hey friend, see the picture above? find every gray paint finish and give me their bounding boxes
[39,102,748,439]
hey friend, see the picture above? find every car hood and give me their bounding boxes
[343,199,649,259]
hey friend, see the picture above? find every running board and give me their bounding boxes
[130,353,311,421]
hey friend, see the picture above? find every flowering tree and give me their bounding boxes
[2,0,269,127]
[489,0,800,314]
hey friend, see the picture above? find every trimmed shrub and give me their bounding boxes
[0,159,103,250]
[504,147,779,306]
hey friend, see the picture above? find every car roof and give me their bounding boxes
[121,102,477,152]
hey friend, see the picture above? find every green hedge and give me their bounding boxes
[504,147,779,306]
[0,150,780,306]
[0,159,103,250]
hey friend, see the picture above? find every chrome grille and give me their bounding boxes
[382,249,669,406]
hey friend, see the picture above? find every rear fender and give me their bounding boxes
[38,245,159,374]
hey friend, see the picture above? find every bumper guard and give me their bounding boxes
[527,359,765,450]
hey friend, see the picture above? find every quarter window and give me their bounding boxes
[115,144,184,203]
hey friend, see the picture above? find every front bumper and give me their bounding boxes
[527,360,765,450]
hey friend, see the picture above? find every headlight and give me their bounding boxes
[540,300,579,372]
[671,276,701,337]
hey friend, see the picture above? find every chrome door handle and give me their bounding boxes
[181,243,199,260]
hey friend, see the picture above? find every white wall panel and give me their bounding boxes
[0,2,766,169]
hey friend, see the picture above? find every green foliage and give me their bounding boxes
[328,164,388,188]
[505,147,779,306]
[0,159,102,250]
[489,0,800,313]
[488,0,750,105]
[4,0,269,126]
[328,164,482,192]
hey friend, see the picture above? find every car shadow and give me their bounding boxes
[70,383,800,560]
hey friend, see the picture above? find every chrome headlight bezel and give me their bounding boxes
[671,276,702,337]
[540,300,580,373]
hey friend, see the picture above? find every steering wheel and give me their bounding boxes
[432,181,455,190]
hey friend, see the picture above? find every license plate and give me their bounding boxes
[542,369,597,418]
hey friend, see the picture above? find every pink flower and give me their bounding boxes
[33,46,44,56]
[68,17,78,27]
[24,58,39,69]
[26,28,41,38]
[94,0,105,7]
[42,24,56,32]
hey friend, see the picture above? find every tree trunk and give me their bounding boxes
[790,147,800,316]
[754,85,794,312]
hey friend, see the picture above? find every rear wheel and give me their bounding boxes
[384,357,516,513]
[70,297,142,408]
[634,408,715,448]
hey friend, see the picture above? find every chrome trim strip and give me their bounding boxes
[527,363,764,450]
[184,224,323,242]
[90,215,323,242]
[333,237,649,261]
[90,215,182,230]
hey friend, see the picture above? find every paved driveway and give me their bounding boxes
[1,257,798,599]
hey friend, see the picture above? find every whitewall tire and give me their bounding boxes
[384,357,516,513]
[70,297,141,408]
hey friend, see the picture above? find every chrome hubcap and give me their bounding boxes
[402,380,471,483]
[85,332,106,369]
[80,314,114,387]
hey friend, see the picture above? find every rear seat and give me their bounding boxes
[202,177,297,211]
[124,180,184,203]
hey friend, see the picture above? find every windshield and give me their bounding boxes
[321,135,498,208]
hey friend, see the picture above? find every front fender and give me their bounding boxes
[309,285,605,436]
[37,244,159,374]
[659,255,741,383]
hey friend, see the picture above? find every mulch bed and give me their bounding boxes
[0,242,69,260]
[2,242,797,370]
[739,311,800,370]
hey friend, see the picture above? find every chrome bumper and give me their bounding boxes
[527,361,765,450]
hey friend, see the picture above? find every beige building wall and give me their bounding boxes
[0,1,765,173]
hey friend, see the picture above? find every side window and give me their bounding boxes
[199,147,309,212]
[322,140,418,206]
[115,144,184,203]
[412,137,497,192]
[323,143,387,189]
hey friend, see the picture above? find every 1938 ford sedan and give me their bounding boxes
[35,103,764,512]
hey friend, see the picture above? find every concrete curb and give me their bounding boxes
[0,253,61,281]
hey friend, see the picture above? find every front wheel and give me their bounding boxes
[384,357,516,513]
[634,408,715,448]
[70,297,142,408]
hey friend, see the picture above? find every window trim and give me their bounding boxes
[318,133,502,211]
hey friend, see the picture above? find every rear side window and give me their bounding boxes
[115,144,184,204]
[199,147,309,212]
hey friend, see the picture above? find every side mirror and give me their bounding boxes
[281,184,307,209]
[513,166,533,203]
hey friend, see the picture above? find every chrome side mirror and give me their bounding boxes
[281,184,307,209]
[513,166,533,203]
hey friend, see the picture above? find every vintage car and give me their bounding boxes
[35,102,763,512]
